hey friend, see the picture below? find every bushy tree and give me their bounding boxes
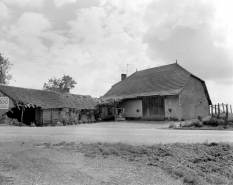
[43,75,77,92]
[0,53,13,85]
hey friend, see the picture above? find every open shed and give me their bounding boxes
[0,85,97,126]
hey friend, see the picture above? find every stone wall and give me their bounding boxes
[180,76,210,120]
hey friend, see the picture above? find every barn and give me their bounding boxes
[102,63,212,121]
[0,85,97,126]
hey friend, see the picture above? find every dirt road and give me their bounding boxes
[0,122,233,145]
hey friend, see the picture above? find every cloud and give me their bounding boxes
[68,7,107,44]
[143,0,233,80]
[65,5,150,96]
[2,0,44,8]
[9,12,51,37]
[53,0,77,8]
[0,2,11,19]
[1,0,231,105]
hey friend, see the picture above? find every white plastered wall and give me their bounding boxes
[120,99,142,118]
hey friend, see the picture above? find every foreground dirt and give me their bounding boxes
[1,141,233,185]
[0,141,182,185]
[56,142,233,185]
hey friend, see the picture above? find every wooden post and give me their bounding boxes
[211,105,213,116]
[51,109,53,125]
[218,103,220,118]
[226,104,228,120]
[21,107,24,123]
[222,103,225,112]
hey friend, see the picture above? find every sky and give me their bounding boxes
[0,0,233,105]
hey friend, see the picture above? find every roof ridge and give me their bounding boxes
[0,85,61,94]
[108,62,178,90]
[136,62,177,73]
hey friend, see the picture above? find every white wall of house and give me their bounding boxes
[164,95,181,120]
[120,99,142,118]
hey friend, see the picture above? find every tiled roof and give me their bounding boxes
[104,63,190,98]
[0,85,97,109]
[103,63,212,105]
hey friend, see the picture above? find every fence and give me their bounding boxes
[210,103,232,118]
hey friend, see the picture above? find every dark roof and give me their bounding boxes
[0,85,97,109]
[62,94,97,109]
[103,63,212,104]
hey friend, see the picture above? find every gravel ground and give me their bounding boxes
[0,121,233,145]
[0,141,183,185]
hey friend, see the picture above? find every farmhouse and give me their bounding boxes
[102,63,212,121]
[0,85,97,126]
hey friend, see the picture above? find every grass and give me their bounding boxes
[51,141,233,185]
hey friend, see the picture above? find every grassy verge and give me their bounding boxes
[174,125,233,130]
[50,142,233,185]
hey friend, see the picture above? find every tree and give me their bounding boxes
[0,53,13,85]
[43,75,77,92]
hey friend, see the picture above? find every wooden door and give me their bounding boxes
[42,109,52,126]
[52,109,60,124]
[142,96,165,120]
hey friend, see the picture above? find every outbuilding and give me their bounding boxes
[0,85,97,126]
[102,63,212,121]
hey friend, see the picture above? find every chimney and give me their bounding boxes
[121,74,127,81]
[62,87,70,93]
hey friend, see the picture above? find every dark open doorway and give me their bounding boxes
[7,107,36,125]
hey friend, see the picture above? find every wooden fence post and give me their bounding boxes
[211,105,213,116]
[215,105,217,115]
[226,104,228,120]
[218,103,220,118]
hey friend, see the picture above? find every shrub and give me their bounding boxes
[169,117,179,121]
[203,117,226,127]
[191,120,202,127]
